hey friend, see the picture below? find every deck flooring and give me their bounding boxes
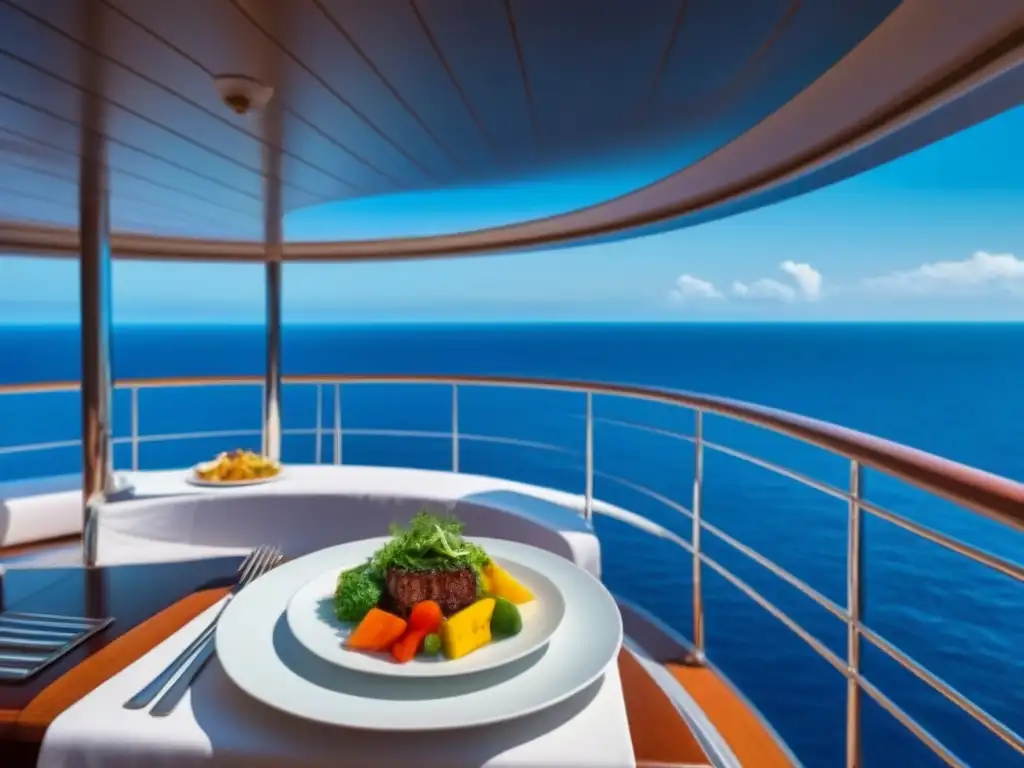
[619,651,710,767]
[668,663,794,767]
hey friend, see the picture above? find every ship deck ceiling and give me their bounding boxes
[0,0,1021,259]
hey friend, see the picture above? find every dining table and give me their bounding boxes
[0,551,636,767]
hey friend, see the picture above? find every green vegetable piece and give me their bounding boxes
[334,563,383,623]
[490,597,522,639]
[422,632,442,656]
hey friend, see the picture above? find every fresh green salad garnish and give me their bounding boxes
[367,510,490,578]
[334,563,383,623]
[333,510,489,624]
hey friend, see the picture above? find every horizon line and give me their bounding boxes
[3,318,1024,329]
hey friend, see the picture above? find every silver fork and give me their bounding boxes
[148,547,284,717]
[123,545,281,710]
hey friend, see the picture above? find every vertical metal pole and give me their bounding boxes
[263,261,282,461]
[451,384,460,473]
[691,409,705,660]
[314,384,323,464]
[85,567,108,621]
[130,386,139,471]
[261,97,283,463]
[79,2,112,567]
[846,460,865,768]
[333,383,342,465]
[584,391,593,522]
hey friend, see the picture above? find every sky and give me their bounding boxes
[2,105,1024,325]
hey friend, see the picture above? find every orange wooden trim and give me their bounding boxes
[0,708,18,740]
[619,651,708,766]
[12,586,228,742]
[2,374,1021,527]
[668,663,794,768]
[0,534,81,560]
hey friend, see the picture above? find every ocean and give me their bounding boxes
[1,322,1022,767]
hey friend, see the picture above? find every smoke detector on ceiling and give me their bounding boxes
[213,74,274,115]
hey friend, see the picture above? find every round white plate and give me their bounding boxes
[216,537,622,731]
[185,462,283,487]
[285,555,565,678]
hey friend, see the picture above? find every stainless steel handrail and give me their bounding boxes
[691,409,705,659]
[847,460,865,768]
[0,374,1022,767]
[589,415,1024,583]
[5,373,1020,529]
[452,384,460,474]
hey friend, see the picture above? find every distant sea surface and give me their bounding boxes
[1,322,1022,768]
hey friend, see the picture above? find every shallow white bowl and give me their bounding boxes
[286,554,565,678]
[185,461,283,487]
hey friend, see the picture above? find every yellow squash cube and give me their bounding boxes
[441,598,495,659]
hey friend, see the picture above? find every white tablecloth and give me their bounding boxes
[37,598,636,768]
[93,466,604,580]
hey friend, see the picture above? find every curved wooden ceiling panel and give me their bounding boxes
[510,0,682,154]
[413,0,531,164]
[316,0,495,174]
[0,0,1018,259]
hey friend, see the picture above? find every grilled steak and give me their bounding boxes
[385,566,478,617]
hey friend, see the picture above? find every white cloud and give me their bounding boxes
[732,261,822,302]
[668,251,1024,312]
[731,278,797,302]
[670,274,723,301]
[670,261,823,306]
[781,260,823,301]
[863,251,1024,296]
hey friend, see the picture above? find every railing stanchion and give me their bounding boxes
[260,382,266,455]
[584,391,593,523]
[846,460,865,768]
[452,384,460,473]
[333,382,346,462]
[130,386,140,471]
[333,383,342,465]
[692,408,705,661]
[314,384,323,465]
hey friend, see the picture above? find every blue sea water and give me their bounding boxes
[1,322,1022,767]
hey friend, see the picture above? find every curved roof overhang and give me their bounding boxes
[1,0,1022,263]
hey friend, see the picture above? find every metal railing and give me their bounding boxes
[1,374,1022,767]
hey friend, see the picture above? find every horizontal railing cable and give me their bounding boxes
[859,498,1024,583]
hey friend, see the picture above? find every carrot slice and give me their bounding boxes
[346,608,407,651]
[407,600,444,634]
[391,628,428,663]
